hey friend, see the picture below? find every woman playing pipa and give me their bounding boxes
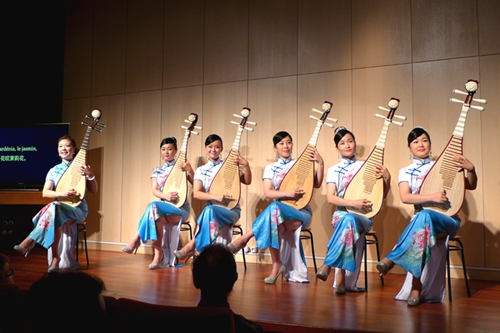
[377,80,484,306]
[175,111,253,260]
[122,114,199,269]
[14,110,102,272]
[377,126,478,306]
[315,125,391,294]
[228,102,333,283]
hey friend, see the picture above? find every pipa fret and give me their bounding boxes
[56,110,105,207]
[162,113,201,208]
[344,98,405,218]
[420,79,487,216]
[279,102,337,209]
[209,108,256,210]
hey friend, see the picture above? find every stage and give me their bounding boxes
[4,247,500,333]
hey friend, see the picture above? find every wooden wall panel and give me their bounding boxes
[126,0,164,93]
[479,54,500,268]
[411,0,479,62]
[60,0,500,279]
[163,0,204,89]
[86,95,124,244]
[63,0,93,99]
[298,0,352,74]
[121,91,162,245]
[204,0,249,84]
[478,0,500,55]
[352,0,411,68]
[91,0,127,96]
[249,0,298,79]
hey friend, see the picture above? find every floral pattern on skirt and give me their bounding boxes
[29,200,88,249]
[386,210,459,278]
[323,211,372,272]
[194,205,241,252]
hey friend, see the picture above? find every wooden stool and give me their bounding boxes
[76,222,89,267]
[300,228,317,273]
[364,230,384,291]
[180,220,193,240]
[447,235,471,302]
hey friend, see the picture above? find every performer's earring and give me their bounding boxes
[430,151,432,159]
[409,153,412,159]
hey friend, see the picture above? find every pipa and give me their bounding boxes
[419,79,487,216]
[162,113,201,207]
[344,98,405,218]
[209,107,256,210]
[279,102,337,210]
[56,110,105,206]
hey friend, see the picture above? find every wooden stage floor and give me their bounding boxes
[4,247,500,333]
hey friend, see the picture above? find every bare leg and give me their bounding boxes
[151,218,166,265]
[18,237,35,250]
[376,257,395,276]
[178,239,196,256]
[317,265,332,276]
[336,269,346,287]
[49,226,63,269]
[229,229,254,251]
[408,275,422,305]
[266,223,287,278]
[268,246,283,278]
[125,234,141,250]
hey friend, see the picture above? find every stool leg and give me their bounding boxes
[372,233,384,286]
[447,244,452,303]
[238,226,247,270]
[364,237,368,291]
[83,228,89,267]
[76,227,79,262]
[308,230,317,273]
[456,238,471,297]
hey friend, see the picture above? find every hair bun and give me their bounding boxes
[334,126,347,135]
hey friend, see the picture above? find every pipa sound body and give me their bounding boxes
[344,98,404,219]
[55,110,105,207]
[209,108,256,210]
[279,102,336,210]
[162,113,201,208]
[419,80,486,216]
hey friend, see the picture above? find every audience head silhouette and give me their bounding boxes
[26,270,106,332]
[0,253,14,284]
[192,244,238,305]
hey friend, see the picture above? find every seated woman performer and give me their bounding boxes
[14,135,98,272]
[122,137,194,269]
[228,131,324,284]
[376,126,477,306]
[315,127,391,294]
[174,134,252,259]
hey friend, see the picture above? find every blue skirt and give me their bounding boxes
[30,200,88,249]
[252,201,312,250]
[194,204,241,251]
[323,211,372,272]
[137,200,190,243]
[386,210,460,278]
